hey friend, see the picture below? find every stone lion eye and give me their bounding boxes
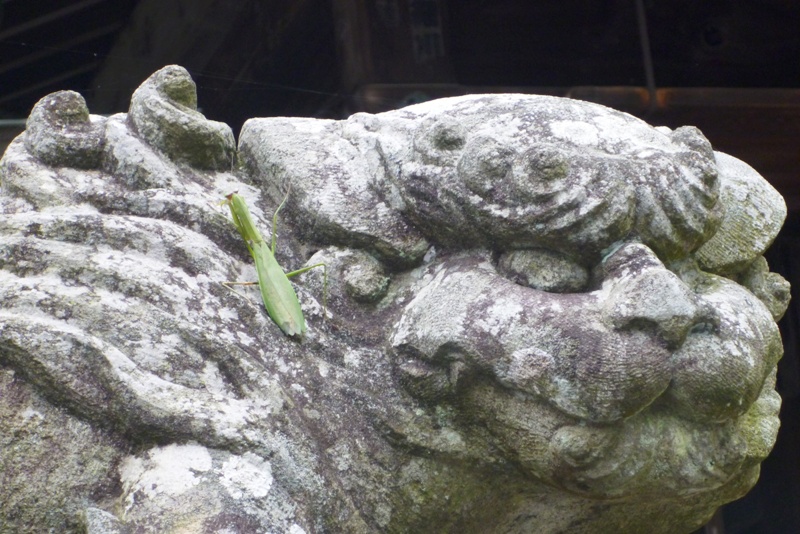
[458,136,515,198]
[430,123,466,151]
[497,248,589,293]
[509,145,572,203]
[518,146,570,182]
[414,118,467,164]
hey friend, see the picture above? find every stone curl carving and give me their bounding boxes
[0,65,790,533]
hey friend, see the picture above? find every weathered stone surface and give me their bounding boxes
[695,152,787,275]
[128,65,235,170]
[24,90,106,170]
[497,248,589,292]
[0,369,123,533]
[238,116,430,269]
[0,66,790,533]
[737,256,792,321]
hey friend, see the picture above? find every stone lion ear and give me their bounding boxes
[670,126,719,189]
[694,152,786,276]
[670,125,714,158]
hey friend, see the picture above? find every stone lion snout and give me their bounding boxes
[602,243,717,348]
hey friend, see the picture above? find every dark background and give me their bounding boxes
[1,1,798,532]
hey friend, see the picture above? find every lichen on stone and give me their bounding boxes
[0,66,790,533]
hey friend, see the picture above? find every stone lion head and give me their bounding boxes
[0,66,789,533]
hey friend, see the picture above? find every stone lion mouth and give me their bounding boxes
[393,256,779,429]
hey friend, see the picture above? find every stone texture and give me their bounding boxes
[0,370,123,533]
[24,90,106,170]
[695,152,788,275]
[128,65,235,171]
[0,65,790,533]
[497,248,589,292]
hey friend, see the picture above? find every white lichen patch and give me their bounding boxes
[549,120,600,146]
[120,443,212,514]
[327,441,353,472]
[219,452,273,500]
[497,347,555,392]
[343,349,362,369]
[20,407,45,421]
[391,266,469,347]
[200,361,231,396]
[235,329,257,346]
[476,298,524,337]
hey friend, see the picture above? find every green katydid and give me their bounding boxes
[221,192,325,337]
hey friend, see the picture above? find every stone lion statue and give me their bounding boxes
[0,65,790,533]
